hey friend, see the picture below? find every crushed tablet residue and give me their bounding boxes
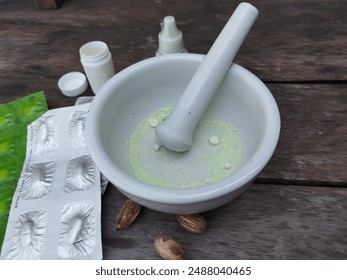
[127,106,242,188]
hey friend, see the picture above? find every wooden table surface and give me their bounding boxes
[1,0,346,259]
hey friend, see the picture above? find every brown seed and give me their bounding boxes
[154,235,187,260]
[177,213,207,233]
[116,199,141,230]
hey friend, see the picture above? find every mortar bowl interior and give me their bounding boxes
[86,53,280,214]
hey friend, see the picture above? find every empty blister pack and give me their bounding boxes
[0,104,103,260]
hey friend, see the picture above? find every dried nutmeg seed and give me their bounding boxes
[116,199,141,230]
[177,213,207,233]
[154,235,187,260]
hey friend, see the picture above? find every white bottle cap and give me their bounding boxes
[58,72,88,97]
[157,16,186,54]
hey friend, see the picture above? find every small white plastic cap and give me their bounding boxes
[58,71,88,97]
[157,16,186,54]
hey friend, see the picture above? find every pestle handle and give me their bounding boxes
[155,2,258,152]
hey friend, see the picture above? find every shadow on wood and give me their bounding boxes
[34,0,65,9]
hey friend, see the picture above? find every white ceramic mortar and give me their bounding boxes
[85,53,280,214]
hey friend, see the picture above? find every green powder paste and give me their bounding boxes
[128,107,242,188]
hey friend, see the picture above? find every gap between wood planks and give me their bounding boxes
[264,80,347,84]
[255,177,346,188]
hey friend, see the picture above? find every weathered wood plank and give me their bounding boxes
[101,184,347,259]
[0,0,346,82]
[259,83,347,184]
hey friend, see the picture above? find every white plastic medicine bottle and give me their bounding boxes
[79,41,115,94]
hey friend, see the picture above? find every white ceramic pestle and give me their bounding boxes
[155,2,259,152]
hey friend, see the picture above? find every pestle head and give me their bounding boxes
[155,109,195,152]
[155,125,192,152]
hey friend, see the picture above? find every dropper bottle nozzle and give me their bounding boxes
[156,16,187,56]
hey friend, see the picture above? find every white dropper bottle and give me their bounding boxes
[155,16,187,56]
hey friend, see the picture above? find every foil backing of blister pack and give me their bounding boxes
[0,104,103,260]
